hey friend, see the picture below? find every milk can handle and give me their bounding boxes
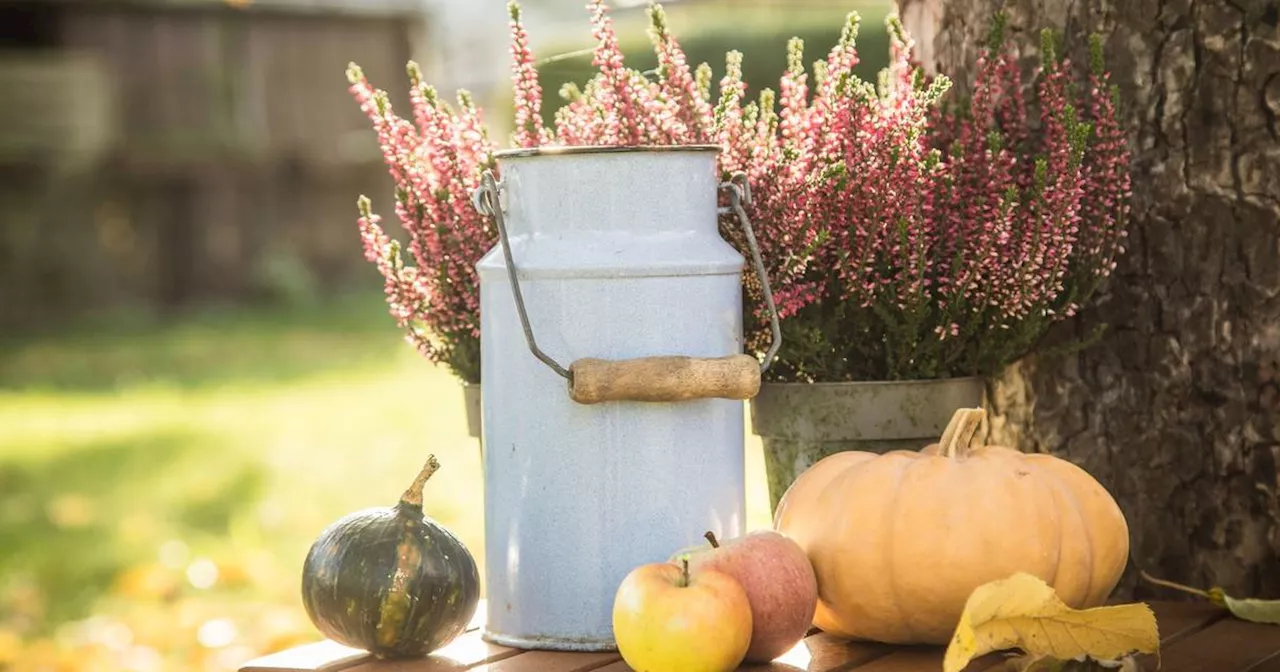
[471,169,782,404]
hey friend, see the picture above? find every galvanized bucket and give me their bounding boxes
[471,145,779,651]
[751,377,987,513]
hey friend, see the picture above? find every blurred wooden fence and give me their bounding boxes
[0,0,424,331]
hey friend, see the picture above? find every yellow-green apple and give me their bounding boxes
[612,558,752,672]
[673,530,818,663]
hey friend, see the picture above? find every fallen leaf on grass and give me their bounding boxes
[943,572,1159,672]
[1141,571,1280,625]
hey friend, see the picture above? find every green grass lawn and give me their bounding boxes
[0,292,774,671]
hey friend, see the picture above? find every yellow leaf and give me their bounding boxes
[943,572,1159,672]
[1213,589,1280,625]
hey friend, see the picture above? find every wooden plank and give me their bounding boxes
[240,602,490,671]
[240,601,1266,672]
[1152,616,1280,672]
[1246,651,1280,672]
[1149,599,1229,642]
[1129,599,1229,671]
[769,632,896,671]
[464,605,488,632]
[843,648,1005,671]
[342,630,522,672]
[239,640,372,672]
[593,631,895,672]
[474,651,621,672]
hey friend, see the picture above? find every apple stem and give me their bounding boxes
[680,557,690,588]
[704,531,720,548]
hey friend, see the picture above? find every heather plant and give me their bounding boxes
[346,61,498,385]
[728,14,1133,382]
[349,0,1130,386]
[507,3,1130,383]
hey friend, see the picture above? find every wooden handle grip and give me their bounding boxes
[568,354,762,404]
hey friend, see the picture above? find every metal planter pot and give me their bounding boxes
[750,377,986,513]
[462,382,482,442]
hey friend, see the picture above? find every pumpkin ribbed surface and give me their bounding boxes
[300,455,481,658]
[773,408,1130,645]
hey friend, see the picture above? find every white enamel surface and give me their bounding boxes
[477,149,747,650]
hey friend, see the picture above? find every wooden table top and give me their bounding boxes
[239,599,1280,672]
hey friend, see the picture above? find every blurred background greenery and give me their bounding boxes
[0,292,490,670]
[0,0,892,670]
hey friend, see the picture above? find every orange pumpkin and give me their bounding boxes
[772,407,1130,645]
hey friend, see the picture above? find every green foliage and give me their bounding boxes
[1088,33,1106,76]
[986,11,1009,52]
[0,294,779,669]
[0,294,455,587]
[1040,27,1062,69]
[0,293,489,669]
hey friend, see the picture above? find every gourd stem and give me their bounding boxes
[1138,570,1212,598]
[704,531,720,548]
[400,454,440,508]
[939,408,986,458]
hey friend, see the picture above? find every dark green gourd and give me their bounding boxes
[300,455,480,658]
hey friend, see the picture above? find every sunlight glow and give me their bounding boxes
[773,638,813,669]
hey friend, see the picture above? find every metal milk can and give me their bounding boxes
[470,145,779,651]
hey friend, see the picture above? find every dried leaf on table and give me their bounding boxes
[1215,590,1280,625]
[1140,570,1280,625]
[943,572,1159,672]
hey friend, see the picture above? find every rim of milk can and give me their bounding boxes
[493,143,723,159]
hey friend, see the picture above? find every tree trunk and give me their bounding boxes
[898,0,1280,600]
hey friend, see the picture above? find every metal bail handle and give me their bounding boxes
[471,169,782,405]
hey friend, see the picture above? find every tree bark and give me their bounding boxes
[898,0,1280,600]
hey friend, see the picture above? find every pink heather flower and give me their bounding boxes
[587,0,640,145]
[346,61,496,383]
[715,11,1127,381]
[508,0,550,148]
[647,3,712,144]
[1075,34,1131,286]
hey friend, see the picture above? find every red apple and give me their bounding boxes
[612,558,752,672]
[673,530,818,663]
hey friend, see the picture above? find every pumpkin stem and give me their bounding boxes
[938,408,986,458]
[704,531,720,548]
[400,454,440,508]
